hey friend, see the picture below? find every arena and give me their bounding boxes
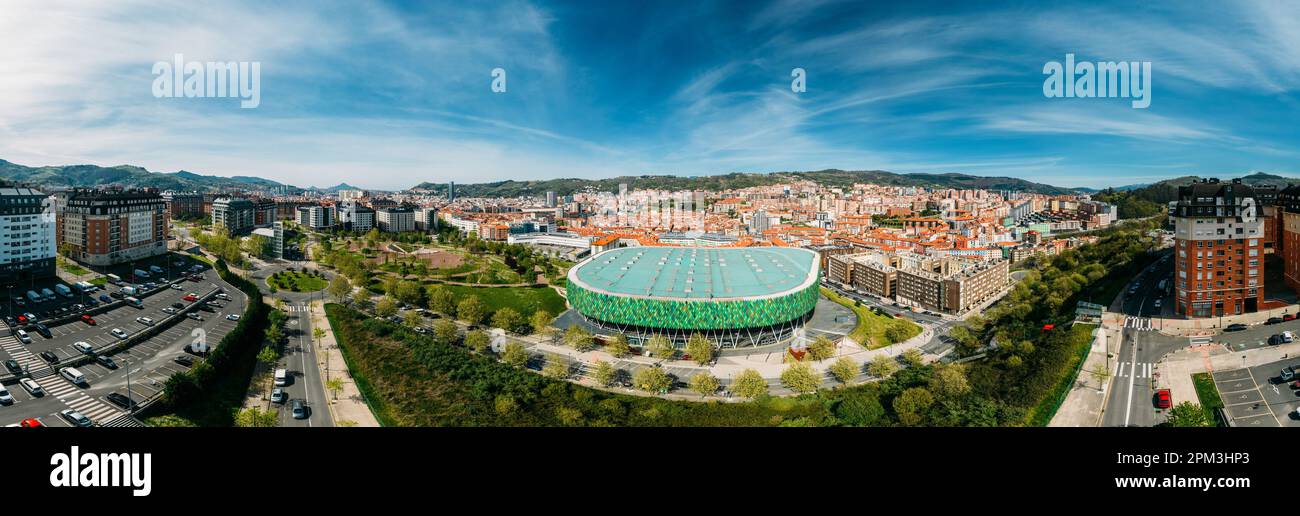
[565,246,820,349]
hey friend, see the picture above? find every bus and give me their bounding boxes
[106,274,122,285]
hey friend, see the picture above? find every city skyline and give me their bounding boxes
[2,0,1299,191]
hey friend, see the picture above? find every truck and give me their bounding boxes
[54,284,73,298]
[124,296,143,308]
[149,265,164,275]
[39,288,55,301]
[133,269,150,279]
[106,274,122,285]
[75,281,95,293]
[120,286,138,297]
[25,290,40,303]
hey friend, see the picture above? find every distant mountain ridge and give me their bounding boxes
[412,169,1079,197]
[0,159,294,193]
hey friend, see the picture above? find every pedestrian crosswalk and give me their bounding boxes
[283,305,310,313]
[1117,361,1155,379]
[0,334,40,372]
[99,413,147,428]
[1123,317,1154,331]
[42,378,123,424]
[1189,335,1213,346]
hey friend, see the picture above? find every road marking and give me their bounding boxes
[1123,330,1139,427]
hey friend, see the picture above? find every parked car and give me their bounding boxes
[1270,334,1283,345]
[1286,314,1297,322]
[173,355,194,367]
[4,360,21,375]
[110,328,129,340]
[162,307,177,314]
[135,316,155,326]
[291,399,307,419]
[81,314,96,325]
[19,418,41,427]
[105,393,137,410]
[38,351,58,364]
[1268,317,1284,325]
[73,341,94,355]
[14,330,30,344]
[171,283,184,290]
[186,312,203,321]
[19,378,42,396]
[95,355,118,369]
[30,323,51,338]
[98,294,112,303]
[59,409,92,427]
[1154,389,1172,409]
[0,388,12,405]
[1225,323,1248,332]
[270,388,286,404]
[226,314,240,321]
[171,302,185,310]
[1153,299,1162,309]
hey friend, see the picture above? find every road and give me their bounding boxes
[247,259,332,427]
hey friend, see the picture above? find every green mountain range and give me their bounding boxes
[411,169,1078,197]
[0,159,293,192]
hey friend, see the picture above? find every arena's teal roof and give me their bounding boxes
[570,246,817,300]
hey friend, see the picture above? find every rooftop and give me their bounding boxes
[571,246,817,300]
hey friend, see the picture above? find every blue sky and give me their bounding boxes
[1,0,1298,190]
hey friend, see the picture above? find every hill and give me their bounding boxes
[411,169,1077,197]
[0,159,296,193]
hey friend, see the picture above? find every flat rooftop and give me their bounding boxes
[571,246,816,300]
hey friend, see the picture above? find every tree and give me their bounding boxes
[593,360,616,387]
[327,275,352,302]
[688,373,720,398]
[530,309,553,335]
[492,307,524,333]
[731,369,768,399]
[893,387,935,426]
[426,285,456,315]
[828,357,860,385]
[835,390,885,426]
[457,295,487,324]
[325,378,344,401]
[1165,401,1211,427]
[867,354,899,378]
[647,335,676,360]
[234,407,278,427]
[884,324,912,344]
[432,319,460,345]
[900,348,924,367]
[502,342,529,367]
[1088,362,1111,391]
[780,362,820,394]
[563,325,595,351]
[464,329,491,353]
[604,333,630,358]
[684,333,714,365]
[632,367,672,393]
[808,335,837,361]
[312,327,326,342]
[375,296,399,318]
[350,290,372,310]
[947,325,978,350]
[394,280,424,306]
[929,364,971,398]
[402,310,423,328]
[542,356,569,379]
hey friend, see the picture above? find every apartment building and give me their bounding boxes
[338,202,375,233]
[57,188,169,266]
[162,192,204,219]
[296,205,335,230]
[212,197,255,235]
[0,186,56,283]
[376,207,415,233]
[1172,178,1264,318]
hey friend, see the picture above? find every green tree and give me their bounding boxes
[632,367,672,393]
[884,324,912,344]
[1165,401,1211,427]
[426,285,456,315]
[828,357,860,385]
[929,364,971,398]
[1088,362,1111,391]
[563,325,595,351]
[530,309,553,335]
[327,274,352,302]
[402,310,423,328]
[647,335,676,360]
[780,362,820,394]
[457,295,487,324]
[492,307,524,333]
[688,372,720,398]
[900,348,924,367]
[542,356,569,379]
[684,333,714,365]
[893,387,935,426]
[593,360,616,387]
[325,378,344,401]
[394,280,424,306]
[731,369,768,399]
[375,296,399,318]
[350,290,372,310]
[808,335,837,361]
[835,390,885,426]
[604,333,630,358]
[502,342,529,368]
[494,395,519,416]
[432,319,460,345]
[867,354,899,378]
[234,407,278,427]
[464,329,491,353]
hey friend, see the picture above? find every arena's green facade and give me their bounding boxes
[567,247,820,331]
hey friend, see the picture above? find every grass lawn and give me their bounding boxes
[1191,372,1225,425]
[820,287,921,349]
[268,270,328,292]
[88,277,108,286]
[58,260,89,276]
[1025,323,1096,426]
[443,284,567,317]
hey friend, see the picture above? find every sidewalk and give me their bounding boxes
[1048,325,1112,427]
[310,300,381,427]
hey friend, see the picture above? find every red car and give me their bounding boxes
[1286,314,1297,322]
[1155,389,1172,409]
[81,314,96,326]
[15,315,27,325]
[19,418,41,427]
[182,295,197,302]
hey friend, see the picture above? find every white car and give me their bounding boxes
[19,378,42,396]
[187,312,203,321]
[110,328,129,340]
[171,283,184,290]
[0,388,12,405]
[226,314,240,321]
[136,317,155,326]
[162,307,178,314]
[60,409,92,427]
[14,330,30,344]
[73,341,94,354]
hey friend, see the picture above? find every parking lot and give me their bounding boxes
[0,258,247,427]
[1212,359,1300,427]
